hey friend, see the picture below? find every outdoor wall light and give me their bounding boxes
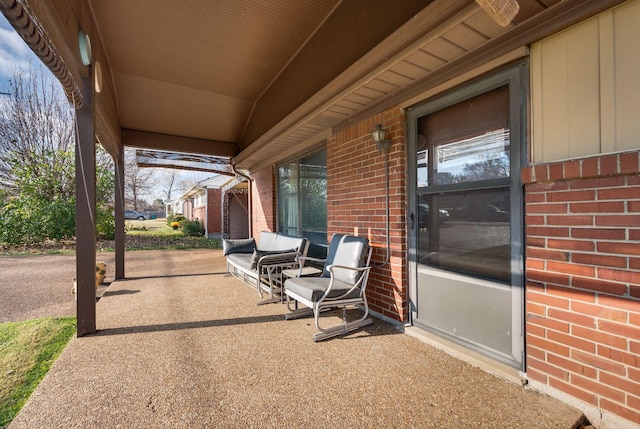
[371,124,392,154]
[475,0,520,27]
[78,30,92,66]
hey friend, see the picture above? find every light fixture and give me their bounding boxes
[78,30,92,66]
[475,0,520,27]
[371,124,392,154]
[94,61,103,93]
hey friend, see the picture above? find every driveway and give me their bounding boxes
[0,252,116,323]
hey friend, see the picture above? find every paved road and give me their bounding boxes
[0,252,116,323]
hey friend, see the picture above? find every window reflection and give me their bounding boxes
[418,188,510,282]
[278,149,328,258]
[418,128,510,187]
[416,85,512,282]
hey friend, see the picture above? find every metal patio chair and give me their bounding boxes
[284,234,373,341]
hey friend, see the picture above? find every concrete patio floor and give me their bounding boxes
[7,249,585,428]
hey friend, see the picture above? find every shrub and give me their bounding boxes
[167,214,186,226]
[96,206,115,240]
[0,148,115,245]
[181,220,204,237]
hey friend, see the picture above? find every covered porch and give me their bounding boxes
[4,0,640,425]
[8,249,584,428]
[1,0,621,336]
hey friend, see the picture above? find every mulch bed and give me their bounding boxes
[0,236,220,255]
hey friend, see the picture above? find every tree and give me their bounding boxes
[0,67,74,191]
[124,147,155,211]
[0,150,75,244]
[160,168,179,202]
[0,66,115,244]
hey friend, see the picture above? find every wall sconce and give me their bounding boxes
[371,124,392,154]
[78,30,92,66]
[475,0,520,27]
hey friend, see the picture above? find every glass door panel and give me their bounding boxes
[409,66,525,368]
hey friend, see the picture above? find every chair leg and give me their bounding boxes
[284,295,313,319]
[285,308,314,320]
[313,318,373,342]
[312,303,372,342]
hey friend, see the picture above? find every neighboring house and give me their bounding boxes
[166,200,184,216]
[177,175,249,239]
[221,176,250,240]
[11,1,640,426]
[178,177,223,239]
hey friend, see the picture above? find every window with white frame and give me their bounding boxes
[194,192,205,208]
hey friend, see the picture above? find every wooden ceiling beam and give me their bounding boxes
[122,129,238,158]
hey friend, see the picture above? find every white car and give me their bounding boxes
[124,210,149,221]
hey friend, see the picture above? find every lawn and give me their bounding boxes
[0,317,76,427]
[125,218,184,236]
[118,218,221,251]
[0,218,222,255]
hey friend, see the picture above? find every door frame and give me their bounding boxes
[406,62,528,368]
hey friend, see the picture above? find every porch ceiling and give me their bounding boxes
[88,0,341,151]
[79,0,619,171]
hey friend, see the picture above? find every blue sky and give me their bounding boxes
[0,14,43,93]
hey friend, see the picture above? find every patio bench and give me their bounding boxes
[223,231,308,305]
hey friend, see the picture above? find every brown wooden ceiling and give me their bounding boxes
[78,0,627,170]
[89,0,342,144]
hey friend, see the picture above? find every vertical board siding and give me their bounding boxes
[531,0,640,163]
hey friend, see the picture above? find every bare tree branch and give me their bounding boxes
[0,66,74,191]
[124,148,156,211]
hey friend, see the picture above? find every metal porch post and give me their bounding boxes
[76,74,96,336]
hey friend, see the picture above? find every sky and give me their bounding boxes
[0,14,39,93]
[0,14,213,202]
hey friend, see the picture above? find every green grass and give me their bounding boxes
[1,218,223,256]
[124,218,183,236]
[0,317,76,427]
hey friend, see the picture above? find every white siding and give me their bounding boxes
[531,0,640,163]
[194,193,206,208]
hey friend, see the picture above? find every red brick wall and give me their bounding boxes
[327,107,408,323]
[207,188,222,234]
[522,151,640,424]
[251,166,276,244]
[193,206,206,225]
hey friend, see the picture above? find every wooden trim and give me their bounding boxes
[233,0,473,167]
[0,0,83,106]
[123,129,238,157]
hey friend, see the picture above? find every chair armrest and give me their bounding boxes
[318,264,372,302]
[327,264,371,275]
[296,256,327,265]
[253,249,300,270]
[223,238,256,256]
